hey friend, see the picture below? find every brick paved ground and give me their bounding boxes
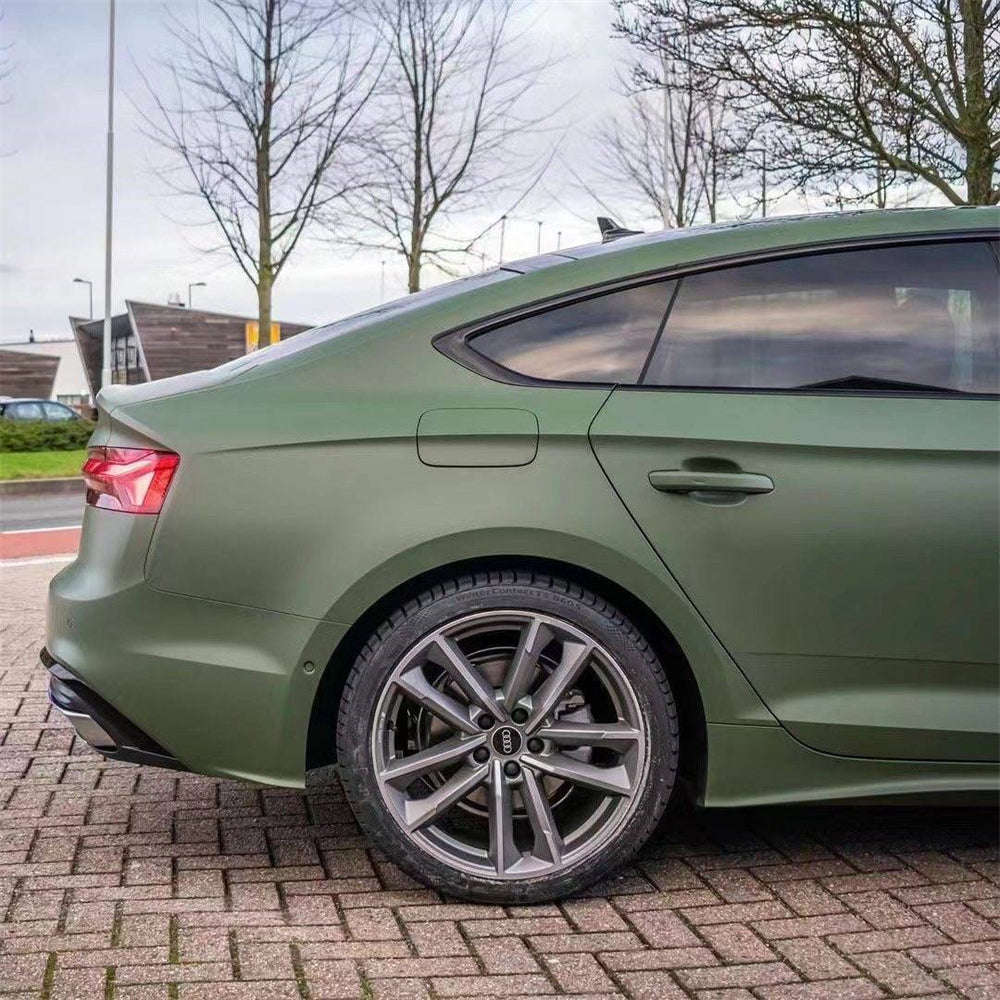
[2,560,998,1000]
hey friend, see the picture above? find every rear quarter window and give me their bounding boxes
[469,281,676,384]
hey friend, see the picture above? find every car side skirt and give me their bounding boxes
[704,724,1000,807]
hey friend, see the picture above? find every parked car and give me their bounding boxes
[1,398,84,421]
[44,207,999,902]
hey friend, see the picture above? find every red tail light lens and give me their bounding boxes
[82,448,180,514]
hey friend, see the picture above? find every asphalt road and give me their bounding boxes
[0,489,85,532]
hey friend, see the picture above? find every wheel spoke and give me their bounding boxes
[488,760,519,874]
[526,639,593,731]
[522,751,632,797]
[395,667,478,735]
[426,635,506,720]
[402,763,488,831]
[501,618,553,709]
[521,765,564,865]
[381,734,487,789]
[536,721,642,750]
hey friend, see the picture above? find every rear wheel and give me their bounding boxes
[336,571,679,902]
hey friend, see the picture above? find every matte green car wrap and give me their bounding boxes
[47,207,1000,803]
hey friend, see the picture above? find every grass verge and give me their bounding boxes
[0,450,86,481]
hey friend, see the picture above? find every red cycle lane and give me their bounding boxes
[0,526,81,560]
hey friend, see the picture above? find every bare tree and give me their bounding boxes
[592,45,738,228]
[0,10,13,99]
[144,0,379,341]
[596,78,702,228]
[614,0,1000,206]
[0,11,14,159]
[694,89,734,221]
[342,0,554,293]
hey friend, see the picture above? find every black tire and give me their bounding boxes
[336,569,680,903]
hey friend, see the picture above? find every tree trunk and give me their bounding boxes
[257,268,273,349]
[965,142,996,204]
[707,150,718,222]
[255,0,275,345]
[661,65,672,229]
[407,234,422,293]
[408,167,423,292]
[960,0,995,204]
[255,187,274,342]
[407,254,421,293]
[256,121,273,343]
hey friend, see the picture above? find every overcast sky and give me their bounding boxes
[0,0,659,343]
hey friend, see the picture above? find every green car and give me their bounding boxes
[45,207,999,902]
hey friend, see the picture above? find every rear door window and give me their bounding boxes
[643,241,999,393]
[43,402,75,421]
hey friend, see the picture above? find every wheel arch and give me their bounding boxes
[306,554,708,801]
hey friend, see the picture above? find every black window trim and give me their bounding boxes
[433,228,1000,399]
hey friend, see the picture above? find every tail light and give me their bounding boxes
[82,448,179,514]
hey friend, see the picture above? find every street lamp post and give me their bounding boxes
[73,278,93,319]
[101,0,117,392]
[188,281,206,308]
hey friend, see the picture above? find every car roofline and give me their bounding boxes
[500,206,999,271]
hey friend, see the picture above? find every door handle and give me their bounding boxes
[648,470,774,495]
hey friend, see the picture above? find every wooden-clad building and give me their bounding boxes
[0,349,60,399]
[70,302,312,399]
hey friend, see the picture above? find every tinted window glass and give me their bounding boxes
[471,281,675,383]
[43,402,74,420]
[644,242,999,393]
[9,402,44,420]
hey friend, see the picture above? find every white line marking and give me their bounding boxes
[0,525,82,535]
[0,555,76,568]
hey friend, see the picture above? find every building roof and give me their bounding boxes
[1,338,92,400]
[0,349,60,400]
[126,301,311,381]
[70,302,312,397]
[70,314,131,400]
[0,336,75,346]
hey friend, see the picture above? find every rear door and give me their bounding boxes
[590,238,1000,761]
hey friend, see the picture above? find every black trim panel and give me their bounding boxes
[42,647,187,772]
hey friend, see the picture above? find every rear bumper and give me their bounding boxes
[45,510,350,787]
[43,647,186,771]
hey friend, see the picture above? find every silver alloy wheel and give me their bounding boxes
[371,610,649,879]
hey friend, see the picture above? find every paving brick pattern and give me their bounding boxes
[2,560,998,1000]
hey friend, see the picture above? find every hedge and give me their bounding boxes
[0,419,96,453]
